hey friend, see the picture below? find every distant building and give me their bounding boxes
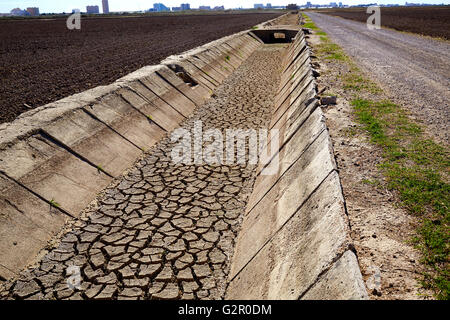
[266,3,272,8]
[86,5,100,14]
[254,4,264,9]
[26,7,40,16]
[199,5,211,10]
[213,5,224,10]
[172,6,181,11]
[153,3,170,12]
[10,8,27,16]
[181,3,191,10]
[102,0,110,14]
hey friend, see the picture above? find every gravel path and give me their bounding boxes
[0,45,283,300]
[307,12,450,145]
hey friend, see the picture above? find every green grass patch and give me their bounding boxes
[301,13,319,30]
[303,22,318,30]
[351,97,450,299]
[317,42,347,61]
[96,165,106,175]
[49,198,60,209]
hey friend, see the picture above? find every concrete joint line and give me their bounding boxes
[128,81,185,121]
[288,78,314,108]
[282,45,307,74]
[229,168,339,284]
[245,126,327,220]
[270,80,314,131]
[38,129,114,178]
[185,59,220,89]
[256,100,320,178]
[0,171,74,219]
[81,108,142,152]
[297,245,355,300]
[154,71,199,107]
[115,92,169,134]
[273,67,312,119]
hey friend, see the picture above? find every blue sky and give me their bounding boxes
[1,0,449,13]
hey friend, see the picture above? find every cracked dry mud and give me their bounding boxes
[0,45,284,300]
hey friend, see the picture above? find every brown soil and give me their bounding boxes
[314,6,450,40]
[0,13,281,124]
[307,33,434,300]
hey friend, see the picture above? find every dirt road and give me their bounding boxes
[306,12,450,145]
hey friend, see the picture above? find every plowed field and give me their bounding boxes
[0,13,281,123]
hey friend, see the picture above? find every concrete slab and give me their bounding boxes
[228,37,253,58]
[281,41,306,76]
[271,92,291,128]
[0,174,68,279]
[231,130,337,278]
[0,84,120,150]
[276,65,311,117]
[0,132,112,216]
[118,85,184,131]
[247,107,327,215]
[289,78,316,107]
[156,67,210,106]
[227,34,259,57]
[281,98,319,141]
[184,56,226,87]
[282,38,308,74]
[270,78,315,130]
[43,109,140,178]
[301,250,369,300]
[200,50,234,77]
[85,93,166,150]
[165,60,219,91]
[139,73,197,118]
[256,98,319,175]
[286,52,310,84]
[211,45,241,69]
[226,171,351,299]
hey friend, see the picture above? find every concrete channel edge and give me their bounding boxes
[224,31,368,300]
[0,13,368,300]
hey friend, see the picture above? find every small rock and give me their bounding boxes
[302,28,311,34]
[320,96,337,105]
